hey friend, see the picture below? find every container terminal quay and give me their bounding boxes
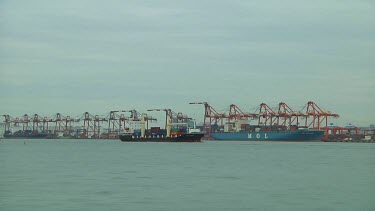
[1,101,374,142]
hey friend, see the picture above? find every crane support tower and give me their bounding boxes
[257,103,277,126]
[303,101,339,130]
[276,102,301,128]
[189,102,228,138]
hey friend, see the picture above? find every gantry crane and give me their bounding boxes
[189,102,228,138]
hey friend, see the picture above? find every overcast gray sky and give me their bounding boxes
[1,0,374,126]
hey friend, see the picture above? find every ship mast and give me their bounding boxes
[147,109,173,138]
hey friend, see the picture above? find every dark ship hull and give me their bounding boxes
[3,131,50,139]
[119,133,204,142]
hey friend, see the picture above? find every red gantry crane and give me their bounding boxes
[257,103,277,127]
[228,104,257,123]
[302,101,339,130]
[189,102,228,138]
[92,115,107,139]
[276,102,303,129]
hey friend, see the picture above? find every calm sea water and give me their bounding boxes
[1,139,374,211]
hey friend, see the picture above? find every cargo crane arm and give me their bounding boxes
[147,109,173,137]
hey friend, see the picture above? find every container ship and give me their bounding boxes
[119,111,204,142]
[209,123,324,141]
[119,133,204,142]
[3,130,50,139]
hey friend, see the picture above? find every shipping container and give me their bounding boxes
[151,127,161,132]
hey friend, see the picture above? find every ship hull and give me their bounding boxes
[210,130,324,141]
[3,133,50,139]
[119,133,204,142]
